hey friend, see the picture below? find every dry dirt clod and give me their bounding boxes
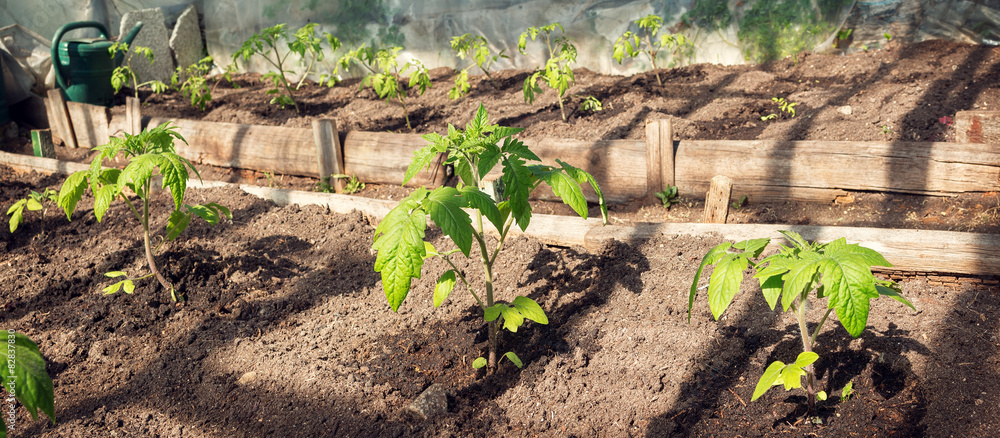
[406,383,448,421]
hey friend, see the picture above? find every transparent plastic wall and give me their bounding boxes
[2,0,998,82]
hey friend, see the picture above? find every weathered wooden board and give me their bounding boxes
[44,89,76,148]
[645,118,674,198]
[343,131,447,187]
[674,140,1000,202]
[313,119,345,192]
[65,101,110,149]
[955,111,1000,145]
[585,222,1000,276]
[147,117,318,177]
[0,150,90,174]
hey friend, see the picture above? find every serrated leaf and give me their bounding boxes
[707,252,749,319]
[484,303,503,322]
[93,184,117,223]
[534,166,587,218]
[503,351,523,368]
[500,153,534,231]
[781,256,821,311]
[816,254,876,338]
[465,104,489,139]
[433,270,456,307]
[688,242,731,321]
[423,241,439,259]
[733,238,770,258]
[472,357,487,369]
[500,304,525,332]
[158,153,190,210]
[459,186,505,232]
[372,191,429,312]
[477,144,502,178]
[876,280,915,310]
[58,170,89,220]
[556,160,607,224]
[422,187,472,257]
[404,145,442,185]
[0,333,55,425]
[759,274,784,310]
[512,296,548,324]
[778,229,810,250]
[166,209,191,241]
[752,360,785,401]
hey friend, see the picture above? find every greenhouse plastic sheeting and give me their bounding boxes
[1,0,997,84]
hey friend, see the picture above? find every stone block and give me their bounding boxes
[120,8,174,84]
[170,5,204,70]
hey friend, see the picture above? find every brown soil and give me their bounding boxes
[2,39,1000,437]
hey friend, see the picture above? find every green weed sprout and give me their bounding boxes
[58,123,231,302]
[170,56,215,111]
[655,185,679,208]
[612,15,693,86]
[109,42,169,99]
[579,95,603,113]
[372,104,607,373]
[689,231,914,411]
[519,23,577,121]
[338,45,431,130]
[449,34,508,99]
[7,189,58,234]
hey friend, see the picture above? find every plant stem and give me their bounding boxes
[794,298,817,411]
[644,34,663,86]
[140,185,177,301]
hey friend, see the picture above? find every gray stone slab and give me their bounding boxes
[119,8,174,84]
[169,5,204,70]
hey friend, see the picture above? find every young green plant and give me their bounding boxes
[7,188,58,234]
[109,42,169,99]
[57,123,231,302]
[519,23,577,121]
[337,45,431,130]
[372,104,607,373]
[1,332,56,437]
[171,56,215,111]
[655,185,679,208]
[579,95,603,113]
[688,230,914,411]
[449,34,508,99]
[612,14,693,86]
[232,23,341,112]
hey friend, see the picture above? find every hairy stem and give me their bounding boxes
[140,186,176,301]
[794,297,817,411]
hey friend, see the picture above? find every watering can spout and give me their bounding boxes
[121,21,143,48]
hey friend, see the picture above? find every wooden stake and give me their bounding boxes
[44,89,76,148]
[31,130,56,158]
[65,101,109,149]
[645,118,674,198]
[126,97,142,135]
[703,175,733,224]
[312,119,346,193]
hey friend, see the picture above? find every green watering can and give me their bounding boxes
[51,21,143,107]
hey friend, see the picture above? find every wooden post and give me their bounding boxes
[65,101,110,149]
[126,97,142,135]
[45,89,77,148]
[313,119,346,193]
[31,130,56,158]
[645,118,674,198]
[703,175,733,224]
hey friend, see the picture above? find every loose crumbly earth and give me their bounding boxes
[1,39,1000,437]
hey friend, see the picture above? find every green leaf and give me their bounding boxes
[512,296,548,324]
[499,304,525,332]
[503,351,523,368]
[472,357,487,369]
[104,271,127,278]
[500,152,534,231]
[816,391,828,401]
[733,238,769,258]
[0,333,55,425]
[372,191,429,312]
[7,199,26,233]
[778,229,810,250]
[465,104,489,139]
[422,187,473,257]
[123,279,136,294]
[794,351,819,368]
[93,184,117,223]
[165,209,191,241]
[876,279,916,310]
[103,280,123,294]
[707,252,749,320]
[477,143,502,178]
[459,186,505,232]
[25,198,42,211]
[534,166,587,217]
[781,255,821,311]
[433,270,456,307]
[759,274,784,310]
[58,170,89,220]
[781,364,806,390]
[752,360,785,401]
[404,144,442,185]
[158,153,191,210]
[484,303,503,322]
[688,242,731,322]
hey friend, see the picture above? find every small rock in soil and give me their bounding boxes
[406,383,448,421]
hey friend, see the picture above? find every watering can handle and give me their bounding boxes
[50,21,112,92]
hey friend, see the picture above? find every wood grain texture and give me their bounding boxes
[147,117,318,177]
[44,89,77,148]
[343,131,446,187]
[645,118,674,198]
[313,119,345,192]
[65,101,109,149]
[955,111,1000,145]
[126,97,142,135]
[703,175,732,224]
[674,139,1000,202]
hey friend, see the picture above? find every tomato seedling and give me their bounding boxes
[109,42,169,100]
[58,123,231,302]
[612,15,693,86]
[6,188,58,234]
[372,104,607,373]
[338,45,431,130]
[518,23,577,121]
[688,230,914,411]
[449,34,508,99]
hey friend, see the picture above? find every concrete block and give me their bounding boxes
[955,111,1000,145]
[120,8,174,84]
[169,5,204,70]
